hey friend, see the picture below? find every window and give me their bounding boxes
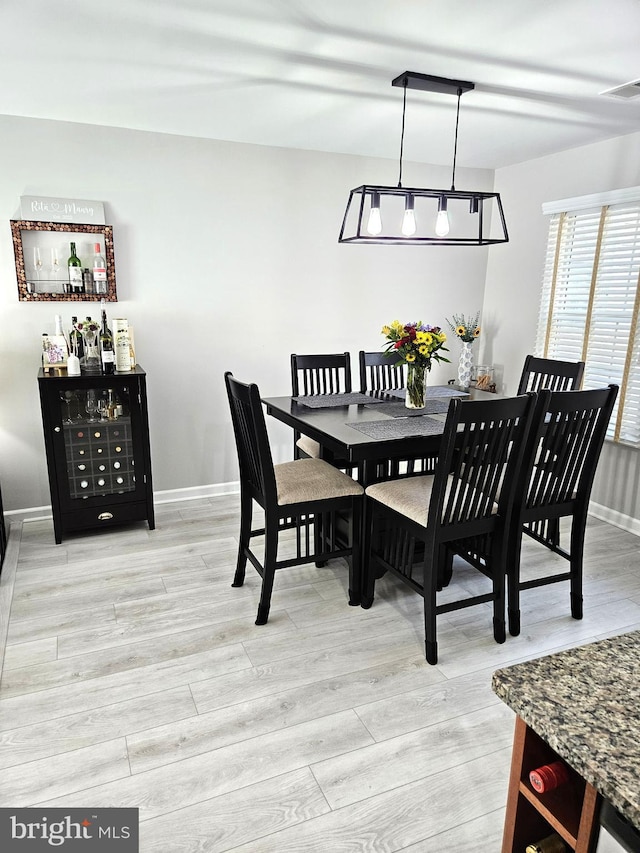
[536,188,640,446]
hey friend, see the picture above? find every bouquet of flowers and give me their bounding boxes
[446,312,481,342]
[381,320,449,368]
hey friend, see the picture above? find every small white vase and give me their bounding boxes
[457,341,474,388]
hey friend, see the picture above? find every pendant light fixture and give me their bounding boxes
[338,71,509,245]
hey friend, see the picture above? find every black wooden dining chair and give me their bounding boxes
[362,393,538,664]
[517,354,585,394]
[505,384,618,636]
[358,350,406,394]
[290,352,352,461]
[225,372,364,624]
[359,349,438,479]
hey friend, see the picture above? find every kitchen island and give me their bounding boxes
[492,631,640,852]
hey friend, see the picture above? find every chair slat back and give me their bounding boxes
[291,353,352,396]
[521,385,618,514]
[359,351,406,393]
[517,354,585,395]
[430,395,537,534]
[225,372,277,504]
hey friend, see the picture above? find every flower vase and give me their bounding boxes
[457,341,474,388]
[405,362,427,409]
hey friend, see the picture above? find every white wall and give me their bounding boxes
[485,130,640,525]
[0,114,493,512]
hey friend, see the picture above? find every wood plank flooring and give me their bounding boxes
[0,497,638,851]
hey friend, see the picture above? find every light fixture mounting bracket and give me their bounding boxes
[391,71,474,96]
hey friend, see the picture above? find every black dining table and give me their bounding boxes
[262,385,497,487]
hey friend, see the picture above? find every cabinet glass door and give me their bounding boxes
[59,386,136,500]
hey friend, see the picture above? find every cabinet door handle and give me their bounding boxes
[54,426,61,433]
[98,512,114,521]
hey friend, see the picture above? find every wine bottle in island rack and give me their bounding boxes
[92,243,107,294]
[99,308,115,375]
[68,242,83,294]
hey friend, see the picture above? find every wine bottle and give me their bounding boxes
[529,760,570,793]
[83,268,94,295]
[99,308,115,375]
[92,243,108,294]
[113,318,131,372]
[525,833,567,853]
[69,316,84,360]
[68,242,83,293]
[54,314,69,355]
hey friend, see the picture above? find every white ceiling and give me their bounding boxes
[2,0,640,171]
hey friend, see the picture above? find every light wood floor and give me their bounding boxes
[0,497,638,851]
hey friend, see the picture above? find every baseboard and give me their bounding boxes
[4,482,241,523]
[153,482,239,504]
[589,500,640,537]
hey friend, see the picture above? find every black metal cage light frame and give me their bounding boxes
[338,72,509,246]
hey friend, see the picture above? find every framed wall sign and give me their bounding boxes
[11,220,117,302]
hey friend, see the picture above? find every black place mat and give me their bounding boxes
[381,385,469,401]
[346,416,446,440]
[364,399,450,418]
[294,392,375,408]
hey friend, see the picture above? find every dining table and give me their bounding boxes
[262,384,498,488]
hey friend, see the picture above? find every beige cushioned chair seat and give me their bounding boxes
[275,458,363,505]
[295,436,321,458]
[366,474,499,527]
[366,475,438,527]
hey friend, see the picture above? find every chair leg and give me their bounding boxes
[232,491,252,588]
[437,547,454,590]
[424,546,438,665]
[492,546,506,644]
[314,510,328,568]
[360,498,375,609]
[569,515,586,620]
[348,498,362,606]
[255,519,278,625]
[507,536,523,637]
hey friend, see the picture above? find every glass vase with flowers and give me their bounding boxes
[381,320,449,408]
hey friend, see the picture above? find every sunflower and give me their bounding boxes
[455,325,466,337]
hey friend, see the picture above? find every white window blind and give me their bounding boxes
[536,196,640,446]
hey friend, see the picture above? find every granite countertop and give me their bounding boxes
[492,630,640,831]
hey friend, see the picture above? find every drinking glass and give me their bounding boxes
[85,390,99,423]
[32,247,42,282]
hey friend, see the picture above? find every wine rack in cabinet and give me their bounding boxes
[502,717,601,853]
[38,366,154,544]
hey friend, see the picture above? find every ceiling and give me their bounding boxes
[2,0,640,171]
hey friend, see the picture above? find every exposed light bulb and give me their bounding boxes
[435,197,450,237]
[367,207,382,235]
[402,209,416,236]
[435,210,450,237]
[402,194,416,236]
[367,192,382,235]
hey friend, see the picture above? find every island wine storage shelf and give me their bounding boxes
[38,366,154,543]
[503,717,600,852]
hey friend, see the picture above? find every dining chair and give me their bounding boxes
[290,352,352,461]
[359,350,438,478]
[517,354,585,394]
[225,371,364,624]
[362,392,538,664]
[505,384,619,636]
[358,350,406,394]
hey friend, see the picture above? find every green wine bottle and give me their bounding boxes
[68,242,83,293]
[99,308,115,375]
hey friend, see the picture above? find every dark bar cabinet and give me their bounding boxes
[38,366,154,543]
